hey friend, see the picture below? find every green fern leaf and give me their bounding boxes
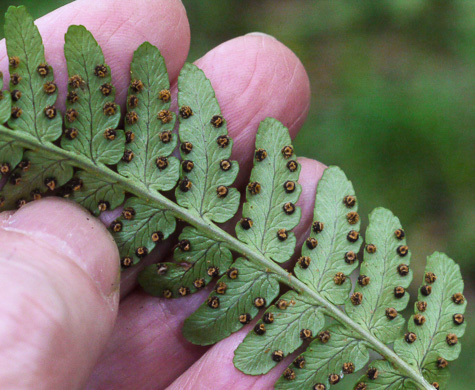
[275,324,368,389]
[236,118,301,263]
[182,258,280,345]
[61,25,124,164]
[176,63,239,223]
[4,6,62,142]
[117,42,179,191]
[0,74,22,179]
[69,171,125,216]
[394,252,466,387]
[345,207,412,343]
[139,226,233,298]
[113,197,176,266]
[294,166,362,304]
[234,290,325,375]
[0,152,73,209]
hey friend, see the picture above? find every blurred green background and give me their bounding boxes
[0,0,473,388]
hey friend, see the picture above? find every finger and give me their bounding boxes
[168,330,287,390]
[0,198,120,389]
[120,32,312,292]
[86,158,325,389]
[196,32,311,181]
[85,290,209,390]
[0,0,190,110]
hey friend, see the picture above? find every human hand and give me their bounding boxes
[0,1,324,389]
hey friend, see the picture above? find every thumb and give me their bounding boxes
[0,198,120,390]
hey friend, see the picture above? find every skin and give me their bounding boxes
[0,0,326,389]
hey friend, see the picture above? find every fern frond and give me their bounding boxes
[0,7,467,390]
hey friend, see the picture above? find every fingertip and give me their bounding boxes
[195,33,311,166]
[0,0,190,109]
[3,197,120,300]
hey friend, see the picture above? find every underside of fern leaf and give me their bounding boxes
[0,6,467,390]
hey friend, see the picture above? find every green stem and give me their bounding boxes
[1,126,434,390]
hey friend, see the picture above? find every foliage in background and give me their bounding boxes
[0,0,473,388]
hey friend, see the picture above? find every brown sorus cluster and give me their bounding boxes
[11,90,21,101]
[263,312,274,324]
[255,148,267,161]
[276,228,288,241]
[358,275,370,286]
[125,131,134,143]
[100,83,113,96]
[216,185,229,198]
[394,286,406,298]
[156,157,169,170]
[94,64,108,78]
[312,221,324,233]
[180,141,193,153]
[158,89,171,102]
[416,301,428,312]
[69,75,84,89]
[281,145,294,158]
[43,81,57,94]
[346,211,359,224]
[160,131,173,144]
[293,356,305,369]
[103,102,117,116]
[247,181,261,195]
[344,251,356,264]
[398,263,410,276]
[343,195,356,208]
[44,105,57,119]
[179,105,193,118]
[131,79,144,92]
[179,177,192,192]
[158,109,173,123]
[298,256,311,269]
[104,128,116,140]
[122,150,134,163]
[182,160,194,173]
[208,266,220,278]
[404,332,417,343]
[347,230,359,242]
[254,297,266,308]
[37,63,49,77]
[217,135,230,148]
[152,231,164,242]
[276,299,288,310]
[333,272,346,285]
[240,217,253,230]
[220,159,232,171]
[386,307,398,320]
[227,267,238,279]
[66,108,79,122]
[367,367,379,380]
[318,330,331,343]
[126,111,138,125]
[207,296,220,309]
[214,281,227,294]
[271,350,284,362]
[366,244,376,253]
[351,292,363,305]
[210,115,224,128]
[254,323,266,335]
[282,368,295,381]
[306,237,318,249]
[239,313,251,325]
